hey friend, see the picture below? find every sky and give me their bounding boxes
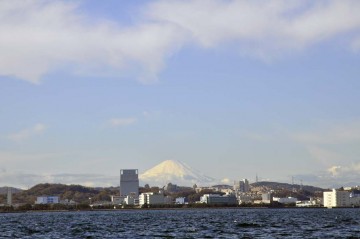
[1,0,360,189]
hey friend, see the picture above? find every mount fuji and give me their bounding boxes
[139,160,216,187]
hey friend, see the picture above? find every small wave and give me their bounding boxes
[236,222,261,228]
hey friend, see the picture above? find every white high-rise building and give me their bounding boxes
[323,189,350,208]
[120,169,139,197]
[7,187,12,205]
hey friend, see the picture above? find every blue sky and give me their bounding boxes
[1,0,360,188]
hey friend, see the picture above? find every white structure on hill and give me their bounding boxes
[120,169,139,197]
[36,196,59,204]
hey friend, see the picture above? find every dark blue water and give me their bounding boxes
[0,208,359,238]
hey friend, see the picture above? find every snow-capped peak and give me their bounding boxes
[140,160,215,187]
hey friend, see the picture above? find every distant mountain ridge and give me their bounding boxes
[140,160,216,186]
[251,181,325,193]
[0,187,22,194]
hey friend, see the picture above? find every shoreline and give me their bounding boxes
[2,206,359,214]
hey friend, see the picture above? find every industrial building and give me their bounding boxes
[200,194,237,205]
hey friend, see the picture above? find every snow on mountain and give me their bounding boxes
[139,160,216,187]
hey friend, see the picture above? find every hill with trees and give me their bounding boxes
[0,184,119,205]
[251,181,325,193]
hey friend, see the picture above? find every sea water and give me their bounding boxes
[0,208,359,238]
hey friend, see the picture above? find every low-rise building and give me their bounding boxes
[36,196,59,204]
[200,194,237,205]
[273,197,298,204]
[237,194,253,204]
[111,195,126,205]
[164,196,173,204]
[124,195,139,205]
[139,192,165,206]
[261,192,273,204]
[59,199,77,205]
[175,197,186,204]
[350,192,360,206]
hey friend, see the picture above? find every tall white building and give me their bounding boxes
[120,169,139,197]
[7,187,12,205]
[323,189,350,208]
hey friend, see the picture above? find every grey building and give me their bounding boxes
[120,169,139,197]
[234,179,249,192]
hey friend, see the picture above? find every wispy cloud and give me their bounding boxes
[326,163,360,177]
[244,133,272,142]
[306,146,342,166]
[1,0,360,83]
[109,117,137,127]
[293,121,360,145]
[7,123,47,142]
[147,0,360,57]
[295,163,360,188]
[0,150,54,163]
[290,120,360,169]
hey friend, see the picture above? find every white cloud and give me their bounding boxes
[7,123,47,142]
[245,133,272,142]
[0,0,185,84]
[147,0,360,56]
[109,117,137,127]
[293,121,360,144]
[307,146,342,166]
[327,163,360,177]
[1,0,360,83]
[327,165,342,177]
[295,163,360,188]
[291,120,360,167]
[221,178,231,184]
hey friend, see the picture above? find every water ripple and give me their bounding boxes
[0,208,359,238]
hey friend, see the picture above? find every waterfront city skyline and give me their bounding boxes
[1,0,360,189]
